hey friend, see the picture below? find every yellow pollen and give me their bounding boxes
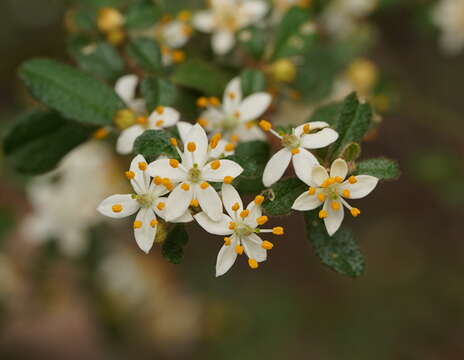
[303,124,311,134]
[169,159,179,168]
[125,171,135,180]
[162,179,174,190]
[93,127,108,139]
[157,202,166,210]
[136,116,148,125]
[331,201,341,211]
[150,219,158,228]
[133,220,143,229]
[319,210,328,219]
[210,160,221,170]
[138,162,147,171]
[223,176,234,184]
[225,143,235,152]
[181,183,190,191]
[259,120,272,131]
[321,179,330,188]
[231,202,240,212]
[170,137,178,147]
[327,177,336,185]
[342,189,351,198]
[172,50,186,63]
[291,148,300,155]
[261,241,274,250]
[155,119,164,127]
[190,199,199,207]
[233,111,241,118]
[348,176,358,184]
[187,142,196,152]
[200,182,210,189]
[235,245,244,255]
[210,133,222,149]
[272,227,284,235]
[256,216,268,225]
[229,222,237,230]
[196,97,209,107]
[197,118,208,127]
[240,210,250,218]
[248,258,259,269]
[245,121,254,129]
[351,208,361,217]
[155,106,165,114]
[112,204,123,213]
[209,97,220,106]
[177,10,191,21]
[230,134,240,143]
[335,176,343,183]
[228,92,236,100]
[224,237,231,246]
[154,176,162,185]
[317,193,325,202]
[308,187,316,195]
[254,195,264,205]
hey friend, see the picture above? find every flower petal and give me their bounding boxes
[116,125,144,155]
[202,160,244,182]
[212,30,235,55]
[241,0,269,22]
[98,194,140,219]
[216,238,239,277]
[153,197,192,223]
[146,159,186,182]
[236,123,266,141]
[194,212,233,235]
[312,165,329,186]
[134,207,157,253]
[148,107,180,129]
[223,77,242,115]
[292,191,323,211]
[115,74,138,105]
[209,139,235,158]
[244,202,262,227]
[323,199,344,236]
[330,158,348,179]
[340,175,378,199]
[262,148,292,187]
[195,183,223,221]
[184,123,209,167]
[237,93,272,122]
[243,233,267,262]
[292,148,319,186]
[221,183,243,218]
[294,121,329,137]
[177,121,193,144]
[165,183,193,222]
[129,154,151,194]
[192,10,215,32]
[300,128,339,149]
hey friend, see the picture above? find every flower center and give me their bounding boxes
[133,193,154,208]
[187,165,202,183]
[282,134,300,150]
[234,222,254,237]
[220,116,239,132]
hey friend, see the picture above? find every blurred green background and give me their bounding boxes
[1,1,464,359]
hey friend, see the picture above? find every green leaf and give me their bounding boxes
[304,212,365,277]
[329,93,372,157]
[262,178,306,216]
[237,26,267,60]
[141,77,178,110]
[162,224,189,264]
[125,0,161,29]
[127,38,162,73]
[355,158,400,180]
[19,58,125,126]
[133,129,179,162]
[234,140,269,161]
[3,111,92,175]
[308,102,343,125]
[240,69,266,98]
[172,59,231,96]
[340,142,361,161]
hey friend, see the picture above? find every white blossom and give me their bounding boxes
[115,74,146,114]
[432,0,464,55]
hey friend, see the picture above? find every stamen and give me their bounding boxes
[157,202,166,210]
[342,189,350,198]
[240,210,250,218]
[256,216,268,225]
[94,127,108,139]
[229,222,237,230]
[308,187,316,195]
[319,210,328,219]
[197,118,208,127]
[169,159,179,168]
[225,143,235,152]
[233,111,241,118]
[210,133,222,149]
[181,183,190,191]
[231,203,240,212]
[223,176,234,184]
[125,171,135,180]
[348,176,357,184]
[136,116,148,125]
[155,106,165,114]
[196,97,208,107]
[291,148,300,155]
[155,119,164,127]
[303,124,311,134]
[172,50,186,63]
[248,258,259,269]
[351,208,361,217]
[321,179,330,188]
[331,201,341,211]
[150,219,158,228]
[200,182,209,189]
[230,134,240,143]
[133,220,143,229]
[190,199,199,207]
[235,245,244,255]
[261,241,274,250]
[317,193,325,202]
[327,178,336,185]
[170,138,178,147]
[259,120,272,131]
[245,121,254,129]
[209,97,220,106]
[154,176,162,185]
[228,92,236,100]
[187,142,196,152]
[210,160,221,170]
[254,195,264,205]
[335,176,343,183]
[112,204,123,213]
[224,237,231,246]
[177,10,191,21]
[138,162,147,171]
[272,227,284,235]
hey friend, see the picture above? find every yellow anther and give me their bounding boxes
[125,171,135,180]
[170,137,178,147]
[200,182,210,189]
[230,134,240,143]
[225,143,235,152]
[155,106,165,114]
[348,176,358,184]
[327,177,336,185]
[319,210,328,219]
[154,176,163,185]
[162,178,174,190]
[160,14,172,24]
[136,116,148,125]
[157,202,166,210]
[240,210,250,218]
[233,111,241,118]
[256,216,269,225]
[317,193,325,202]
[245,121,254,129]
[169,159,179,168]
[335,176,343,183]
[197,117,208,127]
[272,227,284,235]
[259,120,272,131]
[231,202,240,212]
[182,25,193,36]
[254,195,264,205]
[112,204,123,213]
[351,208,361,217]
[228,92,236,100]
[235,245,244,255]
[138,162,147,171]
[155,119,164,127]
[248,258,259,269]
[209,97,220,106]
[187,142,197,152]
[331,201,341,211]
[303,124,311,134]
[342,189,351,198]
[210,133,222,149]
[321,179,330,188]
[150,219,158,228]
[224,237,231,246]
[210,160,221,170]
[223,176,234,184]
[132,220,142,229]
[190,199,199,207]
[172,50,186,63]
[181,183,190,191]
[177,10,191,21]
[262,241,274,250]
[308,187,316,195]
[291,148,300,155]
[93,127,108,140]
[229,222,237,230]
[197,97,209,107]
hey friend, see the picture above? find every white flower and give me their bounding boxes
[159,19,192,49]
[147,124,244,222]
[98,154,192,253]
[261,120,339,187]
[292,158,378,236]
[197,77,272,143]
[115,74,146,114]
[194,184,284,276]
[116,105,180,155]
[432,0,464,55]
[193,0,269,55]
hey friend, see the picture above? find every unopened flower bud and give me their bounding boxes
[97,8,124,33]
[270,59,297,83]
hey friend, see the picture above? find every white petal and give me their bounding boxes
[209,139,235,159]
[221,183,243,218]
[216,240,238,277]
[165,183,193,222]
[241,1,269,22]
[154,196,193,222]
[262,148,292,187]
[223,77,242,115]
[243,233,267,262]
[330,158,348,179]
[148,107,180,129]
[129,154,151,195]
[195,183,223,221]
[300,128,339,149]
[146,159,186,182]
[116,125,144,155]
[292,191,322,211]
[98,194,140,219]
[340,175,378,199]
[323,199,344,236]
[177,121,193,144]
[202,160,244,182]
[237,93,272,122]
[184,123,209,167]
[212,30,235,55]
[115,74,138,105]
[312,165,329,186]
[244,202,262,227]
[236,123,267,141]
[128,98,146,114]
[134,207,157,253]
[292,148,319,186]
[192,10,215,32]
[294,121,329,137]
[194,212,233,235]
